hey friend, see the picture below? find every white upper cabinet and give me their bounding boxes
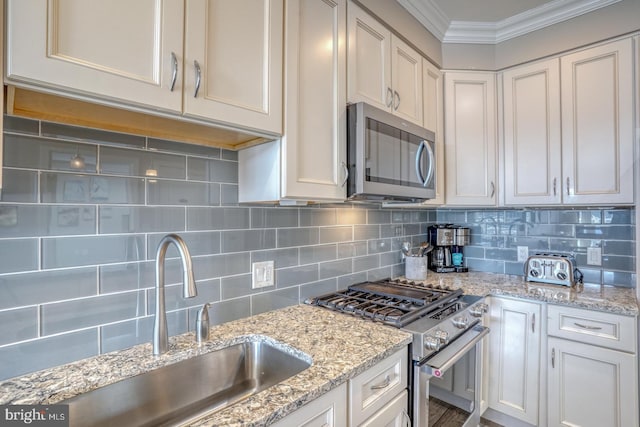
[183,0,283,134]
[6,0,283,135]
[560,38,634,205]
[503,38,634,206]
[503,58,562,205]
[239,0,347,204]
[444,71,498,206]
[347,1,423,126]
[6,0,184,112]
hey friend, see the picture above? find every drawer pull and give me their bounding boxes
[551,348,555,368]
[574,322,602,330]
[370,374,391,390]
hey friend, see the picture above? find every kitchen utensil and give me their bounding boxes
[401,241,411,256]
[418,242,432,256]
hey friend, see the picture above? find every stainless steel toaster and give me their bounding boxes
[525,253,583,286]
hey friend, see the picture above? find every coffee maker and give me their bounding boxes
[428,224,470,273]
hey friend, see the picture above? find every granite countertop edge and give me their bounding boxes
[0,272,636,426]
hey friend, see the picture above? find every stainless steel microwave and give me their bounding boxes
[347,102,436,202]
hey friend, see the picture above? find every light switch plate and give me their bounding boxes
[587,247,602,266]
[517,246,529,262]
[252,261,274,289]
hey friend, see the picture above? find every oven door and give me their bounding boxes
[413,325,489,427]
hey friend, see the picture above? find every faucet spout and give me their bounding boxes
[153,234,197,355]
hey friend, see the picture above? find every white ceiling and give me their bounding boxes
[397,0,622,44]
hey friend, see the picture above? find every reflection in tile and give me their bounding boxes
[149,138,220,158]
[354,255,378,272]
[576,225,634,240]
[0,267,97,309]
[147,232,221,259]
[100,259,187,293]
[549,210,602,224]
[299,279,337,302]
[251,208,298,228]
[187,207,250,231]
[251,288,299,315]
[221,229,276,253]
[0,307,38,345]
[101,317,152,353]
[4,115,39,135]
[368,238,392,254]
[99,206,185,234]
[0,239,38,274]
[100,146,186,179]
[602,271,635,287]
[337,208,367,225]
[251,248,299,269]
[338,241,368,258]
[0,169,38,202]
[42,235,145,268]
[4,134,97,173]
[277,264,319,288]
[220,274,256,299]
[354,225,379,240]
[380,251,402,267]
[338,272,368,287]
[221,184,238,206]
[367,210,391,224]
[41,173,145,204]
[147,279,220,313]
[193,253,250,281]
[604,209,633,224]
[41,122,145,147]
[41,291,145,335]
[148,180,216,206]
[0,329,99,381]
[319,259,352,280]
[320,226,353,244]
[185,158,237,183]
[300,244,336,264]
[277,228,319,248]
[0,205,96,238]
[300,209,337,226]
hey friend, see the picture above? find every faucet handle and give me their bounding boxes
[196,303,210,344]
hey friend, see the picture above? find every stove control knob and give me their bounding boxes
[470,303,489,318]
[452,316,469,329]
[434,329,450,345]
[424,336,441,351]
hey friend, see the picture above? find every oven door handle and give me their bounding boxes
[419,325,490,376]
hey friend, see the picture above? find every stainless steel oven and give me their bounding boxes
[305,278,489,427]
[413,323,489,427]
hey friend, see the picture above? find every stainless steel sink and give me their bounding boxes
[63,339,311,427]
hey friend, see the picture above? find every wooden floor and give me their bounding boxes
[429,397,503,427]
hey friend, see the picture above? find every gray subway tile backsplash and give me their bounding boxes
[0,116,635,382]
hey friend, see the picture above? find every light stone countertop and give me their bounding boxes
[0,272,636,426]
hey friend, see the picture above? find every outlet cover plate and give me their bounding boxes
[587,247,602,266]
[517,246,529,262]
[252,261,274,289]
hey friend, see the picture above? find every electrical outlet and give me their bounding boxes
[252,261,274,289]
[517,246,529,262]
[587,247,602,266]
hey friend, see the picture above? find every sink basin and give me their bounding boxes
[63,338,311,427]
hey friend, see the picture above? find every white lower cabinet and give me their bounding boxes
[273,346,409,426]
[271,382,347,427]
[547,305,638,427]
[488,297,542,425]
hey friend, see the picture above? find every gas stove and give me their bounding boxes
[306,278,488,362]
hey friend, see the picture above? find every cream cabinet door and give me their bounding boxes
[548,337,638,427]
[560,38,634,205]
[390,36,423,126]
[488,297,541,425]
[420,59,445,205]
[444,72,497,206]
[280,0,347,201]
[347,1,392,112]
[184,0,283,134]
[503,58,562,205]
[6,0,184,112]
[271,383,347,427]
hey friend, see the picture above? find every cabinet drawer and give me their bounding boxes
[349,347,408,426]
[548,305,636,352]
[360,389,409,427]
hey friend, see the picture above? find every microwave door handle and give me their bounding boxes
[424,141,435,186]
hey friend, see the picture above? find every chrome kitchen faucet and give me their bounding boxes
[153,234,197,355]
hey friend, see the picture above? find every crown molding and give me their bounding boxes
[399,0,623,44]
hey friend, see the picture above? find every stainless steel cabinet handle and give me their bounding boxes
[386,87,393,108]
[402,410,411,427]
[393,90,400,110]
[551,348,555,368]
[194,60,202,98]
[574,322,603,330]
[170,52,178,92]
[531,313,535,333]
[370,374,391,390]
[341,162,349,188]
[553,177,557,196]
[490,181,495,198]
[566,177,570,195]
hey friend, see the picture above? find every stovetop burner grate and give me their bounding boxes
[307,278,463,327]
